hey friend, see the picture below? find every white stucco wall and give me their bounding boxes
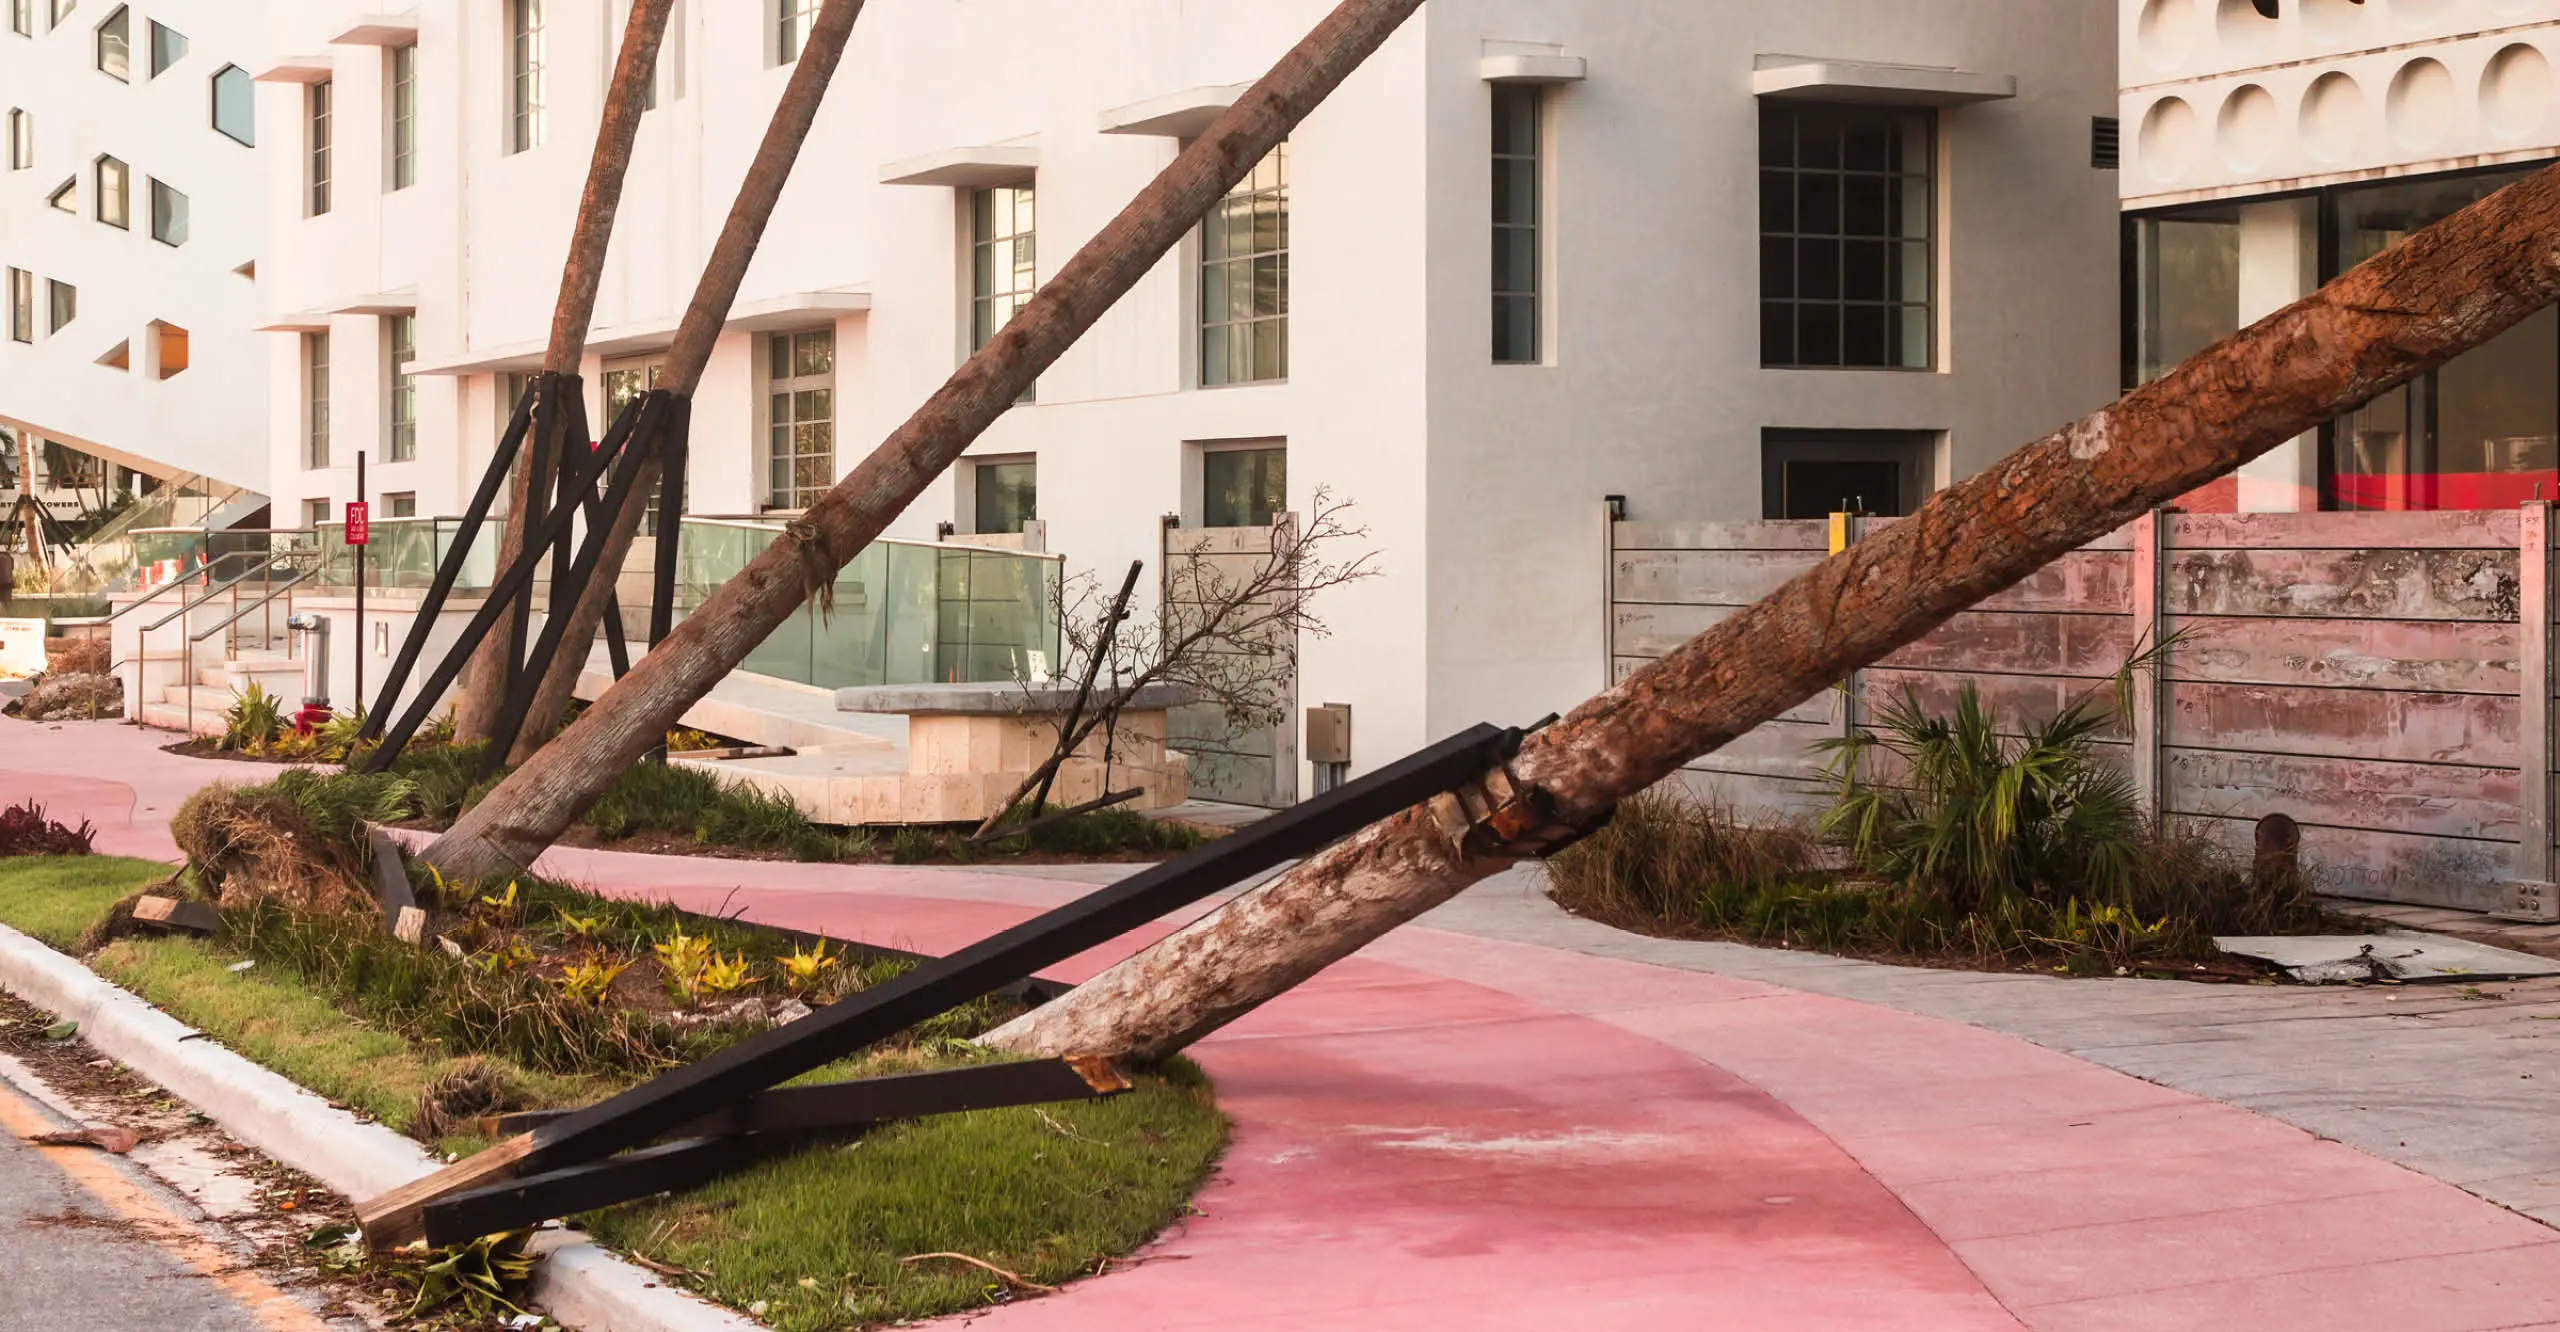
[0,0,270,492]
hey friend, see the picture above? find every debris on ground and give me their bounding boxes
[12,672,124,721]
[2214,931,2560,983]
[31,1123,143,1153]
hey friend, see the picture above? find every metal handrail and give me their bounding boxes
[184,569,313,739]
[104,550,265,622]
[141,555,293,634]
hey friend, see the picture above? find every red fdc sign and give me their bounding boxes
[345,500,370,547]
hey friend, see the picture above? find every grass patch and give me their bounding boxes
[0,849,1228,1328]
[0,855,171,949]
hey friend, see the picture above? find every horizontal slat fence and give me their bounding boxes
[1606,507,2548,912]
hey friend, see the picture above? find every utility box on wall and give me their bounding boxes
[1305,704,1353,766]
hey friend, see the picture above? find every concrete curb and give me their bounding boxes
[0,921,757,1332]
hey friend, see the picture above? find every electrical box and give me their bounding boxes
[2497,879,2560,924]
[1305,703,1353,766]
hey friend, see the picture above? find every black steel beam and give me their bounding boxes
[648,409,689,647]
[488,1057,1124,1140]
[512,723,1519,1175]
[505,376,566,708]
[359,385,536,740]
[665,905,1076,1007]
[359,392,648,773]
[422,1132,814,1247]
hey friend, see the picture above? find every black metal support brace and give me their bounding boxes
[507,723,1522,1178]
[424,1133,815,1247]
[359,387,538,740]
[506,377,568,709]
[478,395,667,773]
[359,392,650,773]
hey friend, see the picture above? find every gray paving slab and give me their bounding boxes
[1417,867,2560,1226]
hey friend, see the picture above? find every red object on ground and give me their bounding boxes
[344,501,370,547]
[290,704,332,736]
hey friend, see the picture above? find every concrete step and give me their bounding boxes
[137,695,231,738]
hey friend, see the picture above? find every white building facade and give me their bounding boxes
[0,0,270,506]
[258,0,2120,797]
[2123,0,2560,512]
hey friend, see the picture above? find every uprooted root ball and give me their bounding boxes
[413,1059,520,1142]
[170,785,376,918]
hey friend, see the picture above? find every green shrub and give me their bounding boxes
[220,682,285,754]
[693,781,818,852]
[583,760,721,841]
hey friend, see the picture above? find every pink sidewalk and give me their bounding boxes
[6,717,2559,1331]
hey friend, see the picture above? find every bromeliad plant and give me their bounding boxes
[778,939,840,995]
[1819,684,2144,915]
[219,682,286,754]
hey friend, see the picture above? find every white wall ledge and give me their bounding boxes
[331,17,421,47]
[1098,84,1250,138]
[879,146,1040,188]
[253,58,335,85]
[411,289,873,376]
[1481,54,1587,85]
[1752,58,2016,107]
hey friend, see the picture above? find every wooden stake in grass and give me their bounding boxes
[976,162,2560,1063]
[422,0,1433,882]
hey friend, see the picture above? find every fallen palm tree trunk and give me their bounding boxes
[977,162,2560,1062]
[421,0,1432,883]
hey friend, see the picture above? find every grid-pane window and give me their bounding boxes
[973,461,1035,535]
[1760,102,1934,370]
[307,81,332,216]
[1203,447,1285,528]
[765,330,834,511]
[970,186,1036,353]
[1492,85,1541,364]
[146,19,181,75]
[604,356,674,533]
[94,154,126,227]
[5,269,28,342]
[149,178,185,244]
[388,44,416,190]
[776,0,816,64]
[1200,145,1287,387]
[45,279,72,332]
[210,65,252,145]
[94,4,125,80]
[509,0,544,153]
[305,333,331,469]
[5,109,28,170]
[386,315,417,462]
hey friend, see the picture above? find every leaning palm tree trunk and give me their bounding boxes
[499,0,875,763]
[976,164,2560,1062]
[452,0,678,747]
[421,0,1433,880]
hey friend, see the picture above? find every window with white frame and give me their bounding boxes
[92,4,124,80]
[5,108,27,170]
[509,0,545,153]
[146,18,181,76]
[970,184,1036,402]
[385,491,417,518]
[1200,145,1287,387]
[605,356,675,533]
[1491,84,1542,365]
[304,498,329,529]
[307,81,332,216]
[775,0,816,65]
[1202,445,1285,528]
[94,154,126,227]
[149,178,185,244]
[386,315,418,462]
[388,44,416,190]
[8,0,27,38]
[5,269,29,342]
[209,65,252,145]
[972,459,1035,535]
[765,329,834,511]
[305,332,331,469]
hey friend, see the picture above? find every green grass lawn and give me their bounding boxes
[0,852,1228,1329]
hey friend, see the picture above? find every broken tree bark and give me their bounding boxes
[502,0,875,763]
[977,162,2560,1062]
[453,0,676,747]
[420,0,1427,882]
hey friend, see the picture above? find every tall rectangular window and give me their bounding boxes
[969,185,1037,354]
[1201,144,1287,387]
[509,0,545,154]
[775,0,816,64]
[604,356,674,533]
[386,315,418,462]
[388,44,416,190]
[307,81,332,216]
[305,332,331,469]
[94,154,126,227]
[1492,85,1542,364]
[1759,102,1934,370]
[766,330,834,510]
[94,4,126,81]
[46,280,73,332]
[972,460,1036,535]
[9,0,27,38]
[5,108,28,170]
[5,268,29,342]
[49,0,70,28]
[146,18,182,75]
[210,64,253,146]
[149,178,186,245]
[1203,446,1286,528]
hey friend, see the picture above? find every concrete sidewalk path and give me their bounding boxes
[7,715,2560,1331]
